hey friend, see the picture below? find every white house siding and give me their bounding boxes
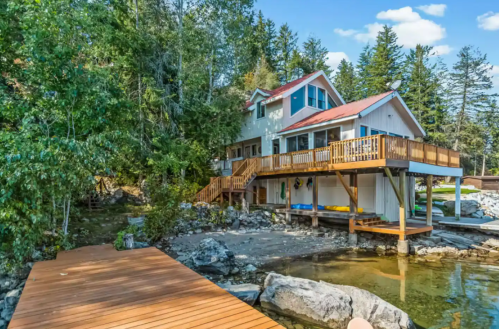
[356,101,415,139]
[238,95,284,156]
[374,174,416,221]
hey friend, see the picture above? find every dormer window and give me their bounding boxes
[318,88,326,110]
[328,94,337,108]
[256,101,265,119]
[308,85,316,107]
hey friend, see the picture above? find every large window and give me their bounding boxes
[287,134,309,152]
[389,133,403,137]
[256,101,265,119]
[327,95,337,109]
[314,127,341,148]
[318,88,326,110]
[308,85,316,107]
[371,129,387,135]
[291,86,305,115]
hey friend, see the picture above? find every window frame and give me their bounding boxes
[317,88,326,110]
[256,101,266,119]
[286,133,309,152]
[327,94,337,109]
[313,126,342,148]
[307,85,317,107]
[251,144,257,156]
[237,148,242,158]
[290,86,306,116]
[360,125,369,137]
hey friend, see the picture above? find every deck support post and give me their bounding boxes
[312,176,319,228]
[455,177,461,220]
[229,192,232,206]
[426,175,433,226]
[220,192,224,207]
[286,177,292,223]
[399,170,407,234]
[256,184,260,206]
[348,173,358,245]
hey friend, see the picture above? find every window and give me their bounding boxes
[231,150,236,158]
[371,129,387,135]
[244,146,251,158]
[318,88,326,110]
[308,85,316,107]
[291,86,305,115]
[327,95,337,108]
[237,148,242,158]
[252,145,257,156]
[256,101,265,119]
[360,126,368,137]
[389,133,403,137]
[272,139,280,154]
[404,136,410,139]
[314,127,341,148]
[287,134,309,152]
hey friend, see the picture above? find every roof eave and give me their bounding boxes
[277,114,359,136]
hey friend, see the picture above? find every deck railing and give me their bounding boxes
[255,135,459,174]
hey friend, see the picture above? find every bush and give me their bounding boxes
[114,225,139,251]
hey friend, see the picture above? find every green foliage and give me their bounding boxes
[333,59,357,103]
[300,36,332,76]
[275,23,298,83]
[244,57,280,92]
[114,225,139,251]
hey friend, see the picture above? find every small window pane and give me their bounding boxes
[298,134,309,150]
[389,133,402,137]
[371,129,387,135]
[327,127,341,143]
[314,131,327,148]
[287,137,297,152]
[252,145,257,156]
[327,95,337,108]
[308,85,316,107]
[237,148,242,157]
[257,101,265,118]
[360,126,368,137]
[291,87,305,115]
[318,88,325,109]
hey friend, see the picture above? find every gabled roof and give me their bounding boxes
[279,92,395,133]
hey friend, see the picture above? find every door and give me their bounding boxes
[259,187,267,204]
[272,139,280,154]
[244,146,251,158]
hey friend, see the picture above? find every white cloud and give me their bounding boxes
[393,19,446,48]
[430,45,453,56]
[326,52,350,70]
[334,28,357,37]
[491,65,499,75]
[477,12,499,31]
[416,4,447,17]
[353,23,384,43]
[336,7,446,48]
[377,6,421,22]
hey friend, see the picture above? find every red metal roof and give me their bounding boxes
[279,91,395,133]
[244,100,254,109]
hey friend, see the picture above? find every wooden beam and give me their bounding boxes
[350,173,358,215]
[220,192,224,206]
[256,185,260,205]
[335,171,358,207]
[229,192,232,206]
[399,169,407,237]
[384,168,404,205]
[312,176,318,212]
[426,174,433,226]
[286,177,291,210]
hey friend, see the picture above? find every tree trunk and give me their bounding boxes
[207,47,214,105]
[481,152,486,176]
[134,0,144,148]
[177,0,184,114]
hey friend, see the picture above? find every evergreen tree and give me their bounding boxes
[404,45,438,133]
[275,23,298,83]
[449,46,497,151]
[300,36,332,76]
[333,59,357,103]
[367,25,403,96]
[243,56,280,92]
[355,44,372,99]
[264,18,278,70]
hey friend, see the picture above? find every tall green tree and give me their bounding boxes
[367,25,403,95]
[333,59,357,103]
[355,45,373,100]
[253,11,277,70]
[243,56,280,92]
[449,46,497,151]
[275,23,298,83]
[300,36,332,76]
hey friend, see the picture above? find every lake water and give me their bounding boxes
[265,252,499,329]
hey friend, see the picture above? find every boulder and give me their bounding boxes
[260,273,414,329]
[444,200,479,216]
[218,283,261,306]
[190,238,235,275]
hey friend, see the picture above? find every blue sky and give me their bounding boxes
[254,1,499,90]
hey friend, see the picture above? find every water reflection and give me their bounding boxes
[264,252,499,329]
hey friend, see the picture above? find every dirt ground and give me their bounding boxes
[168,229,350,266]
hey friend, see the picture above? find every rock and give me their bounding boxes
[0,306,13,322]
[4,289,21,306]
[231,217,240,230]
[0,319,6,329]
[444,200,479,216]
[230,267,240,275]
[245,264,257,272]
[133,241,149,249]
[195,229,202,234]
[261,273,414,329]
[218,283,261,306]
[294,324,304,329]
[190,238,235,275]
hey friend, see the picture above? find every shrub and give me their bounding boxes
[114,225,139,251]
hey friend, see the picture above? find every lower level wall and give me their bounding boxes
[248,173,415,221]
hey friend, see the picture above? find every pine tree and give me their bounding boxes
[288,49,304,81]
[243,56,280,92]
[300,36,332,76]
[333,59,357,103]
[275,23,298,83]
[367,25,403,96]
[356,45,372,100]
[449,46,497,151]
[404,45,438,134]
[264,19,277,70]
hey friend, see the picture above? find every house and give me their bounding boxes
[202,70,463,255]
[463,176,499,190]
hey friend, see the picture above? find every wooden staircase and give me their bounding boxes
[196,159,258,203]
[355,217,387,226]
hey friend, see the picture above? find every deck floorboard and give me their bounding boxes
[8,246,283,329]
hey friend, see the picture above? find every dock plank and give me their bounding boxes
[8,246,283,329]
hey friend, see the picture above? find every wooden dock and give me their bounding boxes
[8,245,283,329]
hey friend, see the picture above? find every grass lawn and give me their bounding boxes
[416,187,480,195]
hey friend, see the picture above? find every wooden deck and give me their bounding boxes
[8,245,283,329]
[353,221,433,239]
